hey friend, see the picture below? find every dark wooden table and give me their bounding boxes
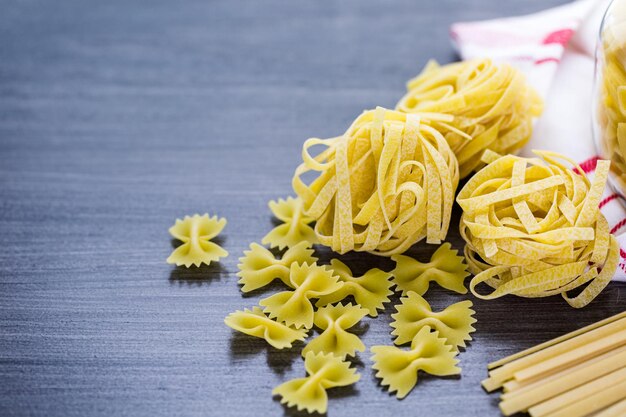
[1,1,624,416]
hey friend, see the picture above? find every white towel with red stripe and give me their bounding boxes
[450,0,626,281]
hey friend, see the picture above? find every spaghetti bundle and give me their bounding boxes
[292,107,459,256]
[458,151,619,308]
[397,59,543,178]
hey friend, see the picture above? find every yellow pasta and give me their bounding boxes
[166,214,228,267]
[595,6,626,192]
[396,59,543,178]
[391,242,469,295]
[371,326,461,399]
[237,242,317,292]
[224,306,308,349]
[390,291,476,350]
[302,303,368,358]
[273,351,360,414]
[315,259,393,317]
[260,262,342,329]
[262,196,318,250]
[458,151,620,308]
[292,106,459,256]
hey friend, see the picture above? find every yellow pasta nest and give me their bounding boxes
[595,17,626,191]
[396,59,543,178]
[224,306,308,349]
[273,351,360,414]
[371,326,461,399]
[293,106,459,256]
[259,262,342,329]
[458,151,620,308]
[237,242,317,292]
[262,196,318,249]
[390,291,476,350]
[315,259,393,317]
[166,214,228,267]
[391,242,469,295]
[302,302,368,358]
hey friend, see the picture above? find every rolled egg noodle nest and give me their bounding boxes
[293,107,459,256]
[458,151,619,308]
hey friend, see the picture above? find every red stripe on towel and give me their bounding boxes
[610,218,626,234]
[576,156,600,174]
[534,57,560,65]
[599,193,620,209]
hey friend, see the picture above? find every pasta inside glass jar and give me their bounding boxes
[593,0,626,197]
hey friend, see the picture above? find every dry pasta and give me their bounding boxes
[273,351,360,414]
[458,151,619,308]
[293,106,459,256]
[396,59,543,178]
[390,291,476,350]
[224,306,308,349]
[262,196,318,250]
[391,242,469,295]
[302,303,368,358]
[166,214,228,267]
[260,262,342,329]
[371,326,460,399]
[315,259,393,317]
[237,242,317,292]
[595,6,626,192]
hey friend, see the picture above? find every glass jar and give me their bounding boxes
[593,0,626,196]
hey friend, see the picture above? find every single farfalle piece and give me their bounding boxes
[237,242,317,293]
[273,351,360,414]
[167,214,228,267]
[391,242,469,295]
[390,291,476,350]
[316,259,393,317]
[302,303,368,358]
[262,196,318,250]
[371,326,460,399]
[260,263,342,329]
[224,307,308,349]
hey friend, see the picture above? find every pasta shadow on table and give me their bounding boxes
[228,331,304,375]
[168,262,228,287]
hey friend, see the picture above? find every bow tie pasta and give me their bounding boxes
[273,351,360,414]
[224,307,308,349]
[396,59,543,178]
[458,151,620,308]
[262,196,318,250]
[293,106,459,256]
[167,214,228,267]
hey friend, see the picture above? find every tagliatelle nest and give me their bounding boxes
[458,151,620,308]
[293,107,459,256]
[396,59,543,178]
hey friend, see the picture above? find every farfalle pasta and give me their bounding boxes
[293,106,459,255]
[273,351,360,414]
[371,326,460,399]
[458,151,620,308]
[224,307,308,349]
[391,242,469,295]
[390,291,476,350]
[396,59,543,178]
[237,242,317,292]
[315,259,393,317]
[166,214,228,267]
[260,262,342,329]
[302,303,368,358]
[262,197,318,249]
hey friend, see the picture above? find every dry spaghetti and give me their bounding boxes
[458,151,619,308]
[292,106,459,256]
[396,59,543,178]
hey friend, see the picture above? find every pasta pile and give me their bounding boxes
[396,59,543,178]
[595,10,626,193]
[458,151,620,308]
[482,311,626,417]
[225,196,477,412]
[166,214,228,267]
[293,107,459,255]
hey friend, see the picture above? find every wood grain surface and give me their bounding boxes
[1,1,624,416]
